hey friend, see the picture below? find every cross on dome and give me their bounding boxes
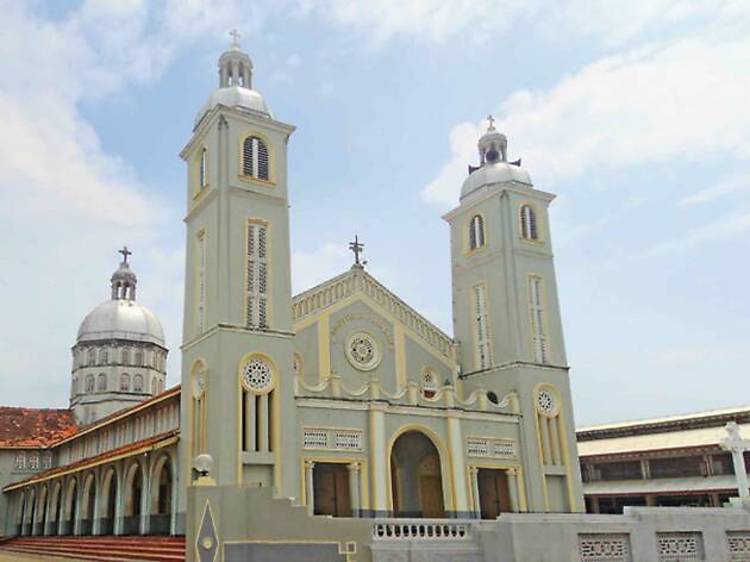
[486,114,496,131]
[229,28,241,49]
[118,246,132,264]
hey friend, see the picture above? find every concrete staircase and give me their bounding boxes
[0,536,185,561]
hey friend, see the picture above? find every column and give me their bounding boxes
[506,468,519,512]
[369,403,388,516]
[73,483,83,536]
[720,422,750,498]
[114,467,124,535]
[446,414,469,516]
[305,461,316,516]
[43,490,52,536]
[139,468,151,535]
[91,475,101,536]
[469,467,481,518]
[170,460,178,536]
[348,463,361,517]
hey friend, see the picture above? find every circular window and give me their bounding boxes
[536,388,557,416]
[346,332,380,371]
[241,358,274,393]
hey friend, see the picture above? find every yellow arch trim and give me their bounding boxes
[385,424,455,514]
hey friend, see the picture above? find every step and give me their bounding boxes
[5,544,185,559]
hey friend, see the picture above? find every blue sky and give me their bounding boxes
[0,1,748,427]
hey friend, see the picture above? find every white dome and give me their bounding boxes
[461,161,533,200]
[77,299,165,346]
[195,86,273,127]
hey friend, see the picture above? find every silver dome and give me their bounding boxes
[77,299,165,346]
[461,161,533,200]
[194,85,273,127]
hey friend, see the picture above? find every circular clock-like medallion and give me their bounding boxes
[536,388,557,416]
[192,369,207,399]
[241,358,273,393]
[346,332,380,371]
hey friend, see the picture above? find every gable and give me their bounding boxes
[292,268,456,366]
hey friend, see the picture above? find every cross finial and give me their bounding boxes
[118,246,132,265]
[348,235,366,268]
[486,114,496,130]
[229,29,241,48]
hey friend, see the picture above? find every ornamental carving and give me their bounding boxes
[346,332,381,371]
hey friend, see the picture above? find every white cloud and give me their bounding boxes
[421,35,750,208]
[679,175,750,207]
[292,243,351,294]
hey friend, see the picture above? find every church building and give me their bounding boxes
[45,35,750,562]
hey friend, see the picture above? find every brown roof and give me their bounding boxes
[0,407,78,448]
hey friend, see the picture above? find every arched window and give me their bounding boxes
[469,215,485,250]
[85,375,95,393]
[97,373,107,392]
[121,348,130,365]
[99,348,108,365]
[152,376,158,394]
[135,349,144,367]
[120,373,130,392]
[242,136,270,180]
[520,205,538,240]
[87,348,96,366]
[199,147,208,189]
[133,374,143,393]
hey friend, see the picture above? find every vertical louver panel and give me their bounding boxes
[242,136,270,181]
[473,284,492,370]
[529,276,548,363]
[246,222,269,328]
[521,205,538,240]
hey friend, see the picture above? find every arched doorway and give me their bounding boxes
[390,431,445,518]
[123,462,143,535]
[100,468,118,535]
[50,482,63,536]
[80,474,96,535]
[63,479,77,535]
[150,455,173,535]
[36,486,48,536]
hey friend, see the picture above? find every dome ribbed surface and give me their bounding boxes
[77,299,165,346]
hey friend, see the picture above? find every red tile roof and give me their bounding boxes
[0,407,78,448]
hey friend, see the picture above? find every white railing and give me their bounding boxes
[372,520,476,541]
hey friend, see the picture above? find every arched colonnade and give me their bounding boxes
[12,449,176,537]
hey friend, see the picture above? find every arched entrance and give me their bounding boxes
[100,468,118,535]
[150,455,173,535]
[390,431,445,518]
[50,482,63,536]
[123,462,144,535]
[36,486,48,536]
[80,474,96,535]
[63,479,77,535]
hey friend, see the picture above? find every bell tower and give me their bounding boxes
[178,34,298,501]
[444,117,584,512]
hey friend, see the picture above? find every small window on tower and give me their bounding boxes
[199,147,208,189]
[242,136,270,181]
[97,373,107,392]
[134,374,144,392]
[121,373,130,392]
[520,205,539,241]
[85,374,95,393]
[469,215,485,250]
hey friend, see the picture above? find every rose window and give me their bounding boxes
[536,389,556,416]
[241,358,273,393]
[346,332,380,371]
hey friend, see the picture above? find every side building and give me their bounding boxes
[578,406,750,513]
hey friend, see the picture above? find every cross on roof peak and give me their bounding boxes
[486,114,496,130]
[118,246,132,265]
[348,235,366,268]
